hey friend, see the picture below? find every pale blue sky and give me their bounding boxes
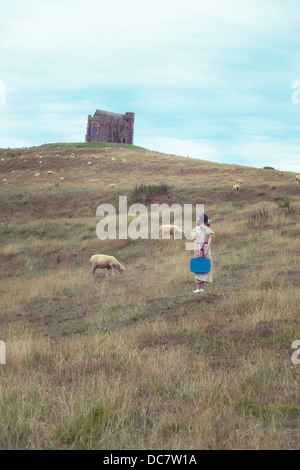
[1,0,300,172]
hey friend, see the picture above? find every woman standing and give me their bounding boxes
[190,213,214,293]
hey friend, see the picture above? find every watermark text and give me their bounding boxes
[291,80,300,104]
[0,80,6,105]
[96,196,204,250]
[0,340,6,365]
[291,340,300,365]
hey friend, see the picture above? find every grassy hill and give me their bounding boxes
[0,142,299,449]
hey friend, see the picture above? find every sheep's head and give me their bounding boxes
[113,263,125,274]
[118,265,126,274]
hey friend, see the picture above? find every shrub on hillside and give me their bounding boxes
[247,208,269,225]
[130,183,174,203]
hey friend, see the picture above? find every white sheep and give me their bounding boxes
[47,171,54,175]
[233,184,240,194]
[159,224,186,239]
[90,254,125,277]
[296,175,300,184]
[122,158,127,162]
[236,179,244,184]
[108,183,115,188]
[3,179,7,183]
[35,172,40,176]
[59,177,64,180]
[111,157,115,161]
[87,161,92,166]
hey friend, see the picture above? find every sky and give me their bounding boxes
[1,0,300,172]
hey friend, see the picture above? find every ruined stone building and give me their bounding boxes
[85,110,135,144]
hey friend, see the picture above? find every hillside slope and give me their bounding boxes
[0,143,299,450]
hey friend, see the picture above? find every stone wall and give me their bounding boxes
[85,110,134,144]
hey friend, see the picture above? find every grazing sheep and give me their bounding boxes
[122,158,127,162]
[27,169,30,173]
[236,179,244,184]
[47,171,54,175]
[35,172,40,176]
[1,158,4,161]
[59,176,64,180]
[3,179,7,183]
[108,183,115,188]
[296,175,300,184]
[111,157,115,161]
[160,224,186,239]
[90,254,125,277]
[233,184,240,194]
[87,161,92,166]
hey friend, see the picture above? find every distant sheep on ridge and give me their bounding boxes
[233,184,240,194]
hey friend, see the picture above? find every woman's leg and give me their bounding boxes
[196,281,204,290]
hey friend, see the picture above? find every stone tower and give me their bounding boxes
[85,110,135,144]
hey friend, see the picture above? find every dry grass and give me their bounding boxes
[0,143,299,449]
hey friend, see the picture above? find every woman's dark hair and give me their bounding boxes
[197,213,209,225]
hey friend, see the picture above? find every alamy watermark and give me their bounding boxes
[291,340,300,365]
[0,340,5,365]
[291,80,300,104]
[0,80,6,105]
[96,196,204,250]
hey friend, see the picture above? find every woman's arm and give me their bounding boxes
[204,235,213,257]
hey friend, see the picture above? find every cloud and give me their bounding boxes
[139,135,300,173]
[1,0,293,92]
[1,0,300,173]
[217,138,300,172]
[138,136,219,161]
